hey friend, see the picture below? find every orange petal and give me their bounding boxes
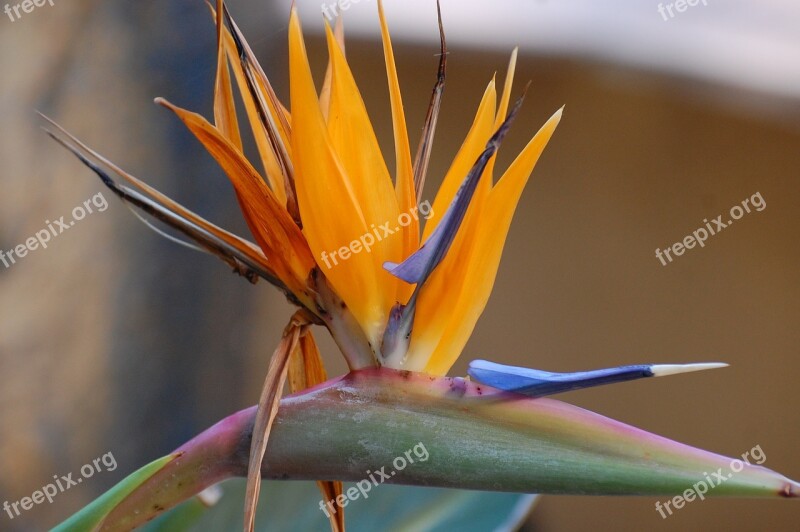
[403,80,497,369]
[42,114,285,288]
[218,5,297,216]
[423,108,563,375]
[288,330,327,392]
[156,98,314,298]
[206,2,289,204]
[324,22,403,309]
[494,48,518,131]
[212,1,243,150]
[319,15,345,121]
[222,30,287,203]
[422,78,497,240]
[378,0,417,305]
[289,10,385,345]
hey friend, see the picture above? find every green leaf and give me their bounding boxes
[52,455,176,532]
[141,479,536,532]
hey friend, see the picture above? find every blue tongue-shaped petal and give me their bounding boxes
[380,92,527,365]
[467,359,728,398]
[384,91,525,286]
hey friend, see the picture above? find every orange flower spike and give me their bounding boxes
[157,99,315,303]
[424,108,564,375]
[378,0,418,307]
[323,21,404,313]
[288,9,385,348]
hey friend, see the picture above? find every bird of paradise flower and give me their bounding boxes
[45,1,797,531]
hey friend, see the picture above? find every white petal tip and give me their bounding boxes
[651,362,729,377]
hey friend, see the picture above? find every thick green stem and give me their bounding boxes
[66,369,796,531]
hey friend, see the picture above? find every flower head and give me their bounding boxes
[153,2,560,377]
[45,1,562,376]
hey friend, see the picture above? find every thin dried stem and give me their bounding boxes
[412,0,446,202]
[243,311,315,532]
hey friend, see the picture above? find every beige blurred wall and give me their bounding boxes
[1,1,798,531]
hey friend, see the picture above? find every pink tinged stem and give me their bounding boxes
[88,369,796,530]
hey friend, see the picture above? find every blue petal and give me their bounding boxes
[467,359,655,398]
[380,95,527,365]
[383,93,526,286]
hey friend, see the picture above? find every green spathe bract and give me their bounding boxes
[57,368,798,530]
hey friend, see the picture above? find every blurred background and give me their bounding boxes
[1,0,798,530]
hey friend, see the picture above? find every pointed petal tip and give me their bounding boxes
[650,362,729,377]
[535,106,563,132]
